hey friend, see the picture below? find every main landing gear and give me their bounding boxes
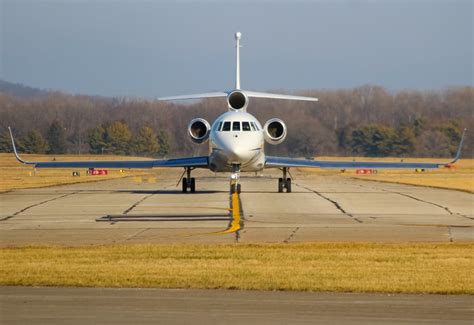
[278,167,292,193]
[181,167,196,193]
[230,164,241,194]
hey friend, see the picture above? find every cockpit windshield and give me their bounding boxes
[222,121,231,131]
[219,121,258,132]
[232,122,240,131]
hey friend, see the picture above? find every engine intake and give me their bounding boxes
[227,90,248,111]
[263,118,287,145]
[188,118,211,144]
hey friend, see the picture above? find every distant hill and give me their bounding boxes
[0,80,50,98]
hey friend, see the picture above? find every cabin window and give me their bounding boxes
[232,121,240,131]
[217,121,223,131]
[250,122,257,131]
[222,121,231,131]
[242,121,251,131]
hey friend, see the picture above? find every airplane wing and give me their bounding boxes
[266,129,466,170]
[8,127,208,169]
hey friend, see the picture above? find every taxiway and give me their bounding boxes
[1,169,472,245]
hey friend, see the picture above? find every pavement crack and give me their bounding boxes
[283,227,299,243]
[295,183,363,223]
[122,192,158,215]
[385,190,456,215]
[0,192,77,222]
[356,182,469,218]
[124,228,149,242]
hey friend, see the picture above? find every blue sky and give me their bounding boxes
[1,0,472,97]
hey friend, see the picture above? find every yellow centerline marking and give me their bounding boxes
[216,192,241,234]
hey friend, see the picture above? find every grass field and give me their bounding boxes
[302,157,474,193]
[0,243,472,294]
[0,153,155,192]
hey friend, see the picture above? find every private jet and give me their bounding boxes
[8,32,465,194]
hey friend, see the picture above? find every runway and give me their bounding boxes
[1,286,473,324]
[0,168,472,245]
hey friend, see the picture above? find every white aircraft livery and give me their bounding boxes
[9,32,465,194]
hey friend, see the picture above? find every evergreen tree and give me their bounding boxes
[105,121,132,155]
[350,125,395,156]
[413,118,427,137]
[392,126,416,156]
[0,131,12,152]
[435,120,462,155]
[157,130,171,157]
[20,130,49,153]
[133,126,160,156]
[47,120,67,154]
[88,126,106,154]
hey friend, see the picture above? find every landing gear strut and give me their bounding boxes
[230,164,241,194]
[181,167,196,193]
[278,167,292,193]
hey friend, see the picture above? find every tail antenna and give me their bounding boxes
[235,32,242,89]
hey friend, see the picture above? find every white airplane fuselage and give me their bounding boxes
[208,111,266,172]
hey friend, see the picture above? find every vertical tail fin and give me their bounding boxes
[235,32,242,89]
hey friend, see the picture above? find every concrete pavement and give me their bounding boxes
[1,286,473,324]
[1,168,473,245]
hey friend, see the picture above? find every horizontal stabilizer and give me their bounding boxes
[244,91,318,102]
[157,90,318,103]
[157,92,228,101]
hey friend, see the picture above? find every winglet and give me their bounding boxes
[448,128,467,165]
[7,127,34,165]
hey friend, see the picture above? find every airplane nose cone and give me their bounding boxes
[225,147,254,164]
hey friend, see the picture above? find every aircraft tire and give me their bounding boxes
[286,178,292,193]
[182,178,188,193]
[278,178,283,193]
[190,177,196,193]
[237,184,241,194]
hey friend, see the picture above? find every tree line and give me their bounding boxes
[0,119,170,157]
[0,85,472,158]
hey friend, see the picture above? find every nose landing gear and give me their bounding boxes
[181,167,196,193]
[230,164,241,194]
[278,167,292,193]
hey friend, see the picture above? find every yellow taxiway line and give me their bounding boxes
[216,192,241,234]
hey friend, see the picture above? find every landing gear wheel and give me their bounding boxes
[190,177,196,193]
[236,184,241,194]
[286,178,292,193]
[278,178,283,193]
[182,177,188,193]
[230,184,236,194]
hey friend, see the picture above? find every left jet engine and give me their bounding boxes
[263,118,287,145]
[188,118,211,144]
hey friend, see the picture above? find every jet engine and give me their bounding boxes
[188,118,211,144]
[263,118,287,145]
[227,90,249,111]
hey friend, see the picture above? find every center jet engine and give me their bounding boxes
[227,90,249,111]
[188,118,211,144]
[263,118,287,144]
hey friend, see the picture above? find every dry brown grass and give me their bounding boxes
[0,243,472,294]
[301,157,474,193]
[0,153,154,192]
